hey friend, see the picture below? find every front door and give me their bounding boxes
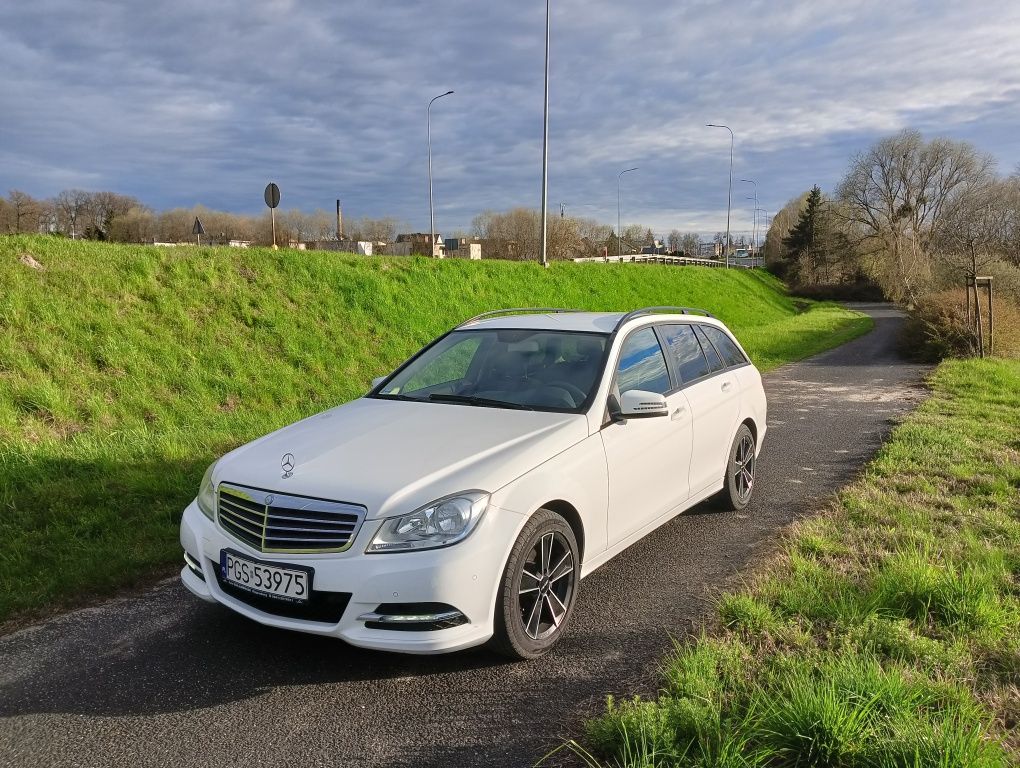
[601,326,693,546]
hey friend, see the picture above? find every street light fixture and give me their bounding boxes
[539,0,551,267]
[706,124,734,267]
[740,178,757,255]
[428,90,454,258]
[617,167,639,258]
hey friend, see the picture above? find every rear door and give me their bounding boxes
[659,324,741,496]
[601,326,693,546]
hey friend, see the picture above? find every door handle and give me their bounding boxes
[671,406,686,421]
[721,381,733,392]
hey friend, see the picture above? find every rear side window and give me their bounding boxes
[693,325,726,372]
[701,325,747,367]
[616,328,671,395]
[660,325,711,383]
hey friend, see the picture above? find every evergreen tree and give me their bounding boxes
[782,185,824,282]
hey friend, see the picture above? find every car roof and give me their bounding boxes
[458,311,727,334]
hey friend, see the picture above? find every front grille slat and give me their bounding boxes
[220,504,264,526]
[222,515,265,539]
[266,523,357,534]
[266,511,359,526]
[217,483,366,554]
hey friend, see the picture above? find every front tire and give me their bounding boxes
[716,424,757,511]
[490,509,580,660]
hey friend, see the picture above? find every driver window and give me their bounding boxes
[615,328,671,395]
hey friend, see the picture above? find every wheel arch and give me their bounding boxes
[741,416,758,444]
[538,499,585,563]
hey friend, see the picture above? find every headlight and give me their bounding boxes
[367,491,489,553]
[196,461,218,520]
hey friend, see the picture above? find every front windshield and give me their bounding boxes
[375,329,608,412]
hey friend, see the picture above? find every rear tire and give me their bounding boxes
[489,509,580,660]
[715,424,757,511]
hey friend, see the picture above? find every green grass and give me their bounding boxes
[0,235,871,623]
[576,358,1020,767]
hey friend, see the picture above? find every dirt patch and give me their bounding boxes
[18,252,44,270]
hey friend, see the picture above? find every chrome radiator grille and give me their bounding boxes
[217,483,365,554]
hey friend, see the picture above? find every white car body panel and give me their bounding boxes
[215,399,588,521]
[179,310,768,653]
[601,387,693,545]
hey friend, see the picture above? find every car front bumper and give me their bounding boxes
[179,499,525,654]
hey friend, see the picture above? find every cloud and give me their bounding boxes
[2,0,1019,238]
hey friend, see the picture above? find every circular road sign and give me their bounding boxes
[264,182,281,209]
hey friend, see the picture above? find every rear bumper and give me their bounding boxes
[179,499,524,654]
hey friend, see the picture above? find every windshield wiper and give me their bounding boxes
[373,393,425,402]
[426,394,534,411]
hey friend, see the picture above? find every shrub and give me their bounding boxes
[901,289,1020,362]
[791,281,886,302]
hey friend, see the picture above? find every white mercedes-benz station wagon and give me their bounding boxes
[180,307,767,658]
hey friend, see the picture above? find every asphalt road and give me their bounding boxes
[0,304,930,768]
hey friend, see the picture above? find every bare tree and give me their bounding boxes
[83,191,138,239]
[347,217,400,243]
[667,230,682,253]
[54,189,91,239]
[574,217,613,258]
[931,179,1011,296]
[107,205,156,243]
[837,130,994,302]
[679,232,701,257]
[7,190,39,233]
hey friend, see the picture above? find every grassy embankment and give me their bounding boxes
[573,358,1020,766]
[0,235,871,624]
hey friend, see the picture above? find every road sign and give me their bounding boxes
[264,183,281,209]
[192,217,206,236]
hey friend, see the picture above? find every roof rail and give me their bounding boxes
[614,306,715,331]
[457,308,584,329]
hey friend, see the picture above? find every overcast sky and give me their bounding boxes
[3,0,1020,238]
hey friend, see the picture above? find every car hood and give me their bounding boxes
[213,397,588,520]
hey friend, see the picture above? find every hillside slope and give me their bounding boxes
[0,236,871,621]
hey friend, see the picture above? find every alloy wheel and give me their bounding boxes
[734,433,755,503]
[517,531,575,641]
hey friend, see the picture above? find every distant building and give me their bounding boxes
[228,239,252,248]
[308,240,374,255]
[396,233,445,257]
[444,238,482,260]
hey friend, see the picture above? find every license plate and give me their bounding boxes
[220,549,312,604]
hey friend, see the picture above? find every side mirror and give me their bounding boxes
[371,376,386,389]
[618,390,669,419]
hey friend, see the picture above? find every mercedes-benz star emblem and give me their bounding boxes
[281,453,295,479]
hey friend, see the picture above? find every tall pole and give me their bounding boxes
[755,208,768,265]
[617,167,639,258]
[740,179,757,255]
[707,124,734,267]
[540,0,551,267]
[428,90,454,258]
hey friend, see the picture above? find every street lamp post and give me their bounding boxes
[706,124,734,267]
[756,208,769,265]
[428,90,454,258]
[539,0,551,267]
[617,167,638,258]
[740,178,757,255]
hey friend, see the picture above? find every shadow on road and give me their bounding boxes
[0,602,512,718]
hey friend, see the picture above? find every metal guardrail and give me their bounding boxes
[572,254,764,269]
